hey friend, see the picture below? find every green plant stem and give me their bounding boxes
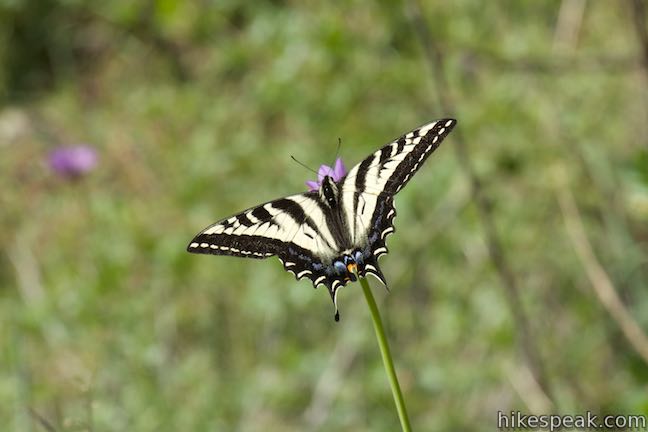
[358,276,412,432]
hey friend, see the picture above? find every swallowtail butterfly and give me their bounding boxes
[188,119,457,320]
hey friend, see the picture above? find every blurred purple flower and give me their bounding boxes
[49,145,98,179]
[306,158,347,191]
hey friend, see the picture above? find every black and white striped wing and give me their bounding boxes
[341,119,457,256]
[187,193,339,288]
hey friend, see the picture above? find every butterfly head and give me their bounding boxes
[319,175,339,208]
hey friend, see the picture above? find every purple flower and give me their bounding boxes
[306,158,347,191]
[49,145,98,179]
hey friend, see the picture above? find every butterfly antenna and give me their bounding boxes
[327,137,343,174]
[290,155,318,175]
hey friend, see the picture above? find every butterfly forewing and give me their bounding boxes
[189,193,306,256]
[340,119,456,247]
[188,193,340,288]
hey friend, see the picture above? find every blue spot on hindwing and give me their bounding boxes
[334,261,346,274]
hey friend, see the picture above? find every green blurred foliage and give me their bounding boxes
[1,0,648,431]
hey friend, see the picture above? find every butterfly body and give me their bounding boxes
[188,119,457,320]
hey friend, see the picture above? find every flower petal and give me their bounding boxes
[305,158,348,191]
[306,180,320,191]
[317,164,334,182]
[49,145,98,178]
[332,158,347,180]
